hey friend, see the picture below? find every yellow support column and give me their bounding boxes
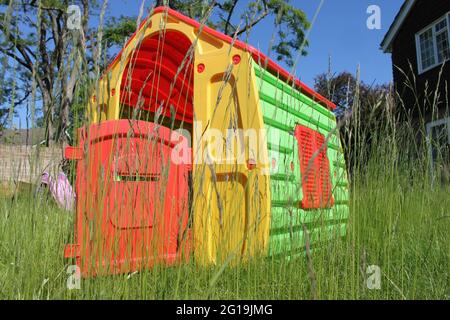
[192,46,271,265]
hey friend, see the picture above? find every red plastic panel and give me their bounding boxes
[113,138,162,177]
[65,146,83,160]
[294,125,334,209]
[120,31,194,123]
[65,120,191,277]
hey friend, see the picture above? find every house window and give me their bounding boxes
[416,13,450,74]
[427,117,450,179]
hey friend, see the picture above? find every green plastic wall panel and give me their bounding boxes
[253,61,350,257]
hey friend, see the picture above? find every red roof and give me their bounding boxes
[105,6,336,111]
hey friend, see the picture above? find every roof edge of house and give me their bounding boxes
[380,0,417,53]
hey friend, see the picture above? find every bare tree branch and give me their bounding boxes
[236,10,268,36]
[224,0,239,36]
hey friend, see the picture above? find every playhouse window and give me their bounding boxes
[294,125,334,210]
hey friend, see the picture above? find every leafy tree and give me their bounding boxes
[0,67,31,131]
[0,107,7,130]
[0,0,311,144]
[111,0,311,67]
[314,71,391,111]
[314,71,394,172]
[0,0,87,144]
[0,0,136,144]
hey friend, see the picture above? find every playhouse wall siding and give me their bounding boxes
[253,63,349,256]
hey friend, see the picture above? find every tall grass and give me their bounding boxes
[0,91,448,299]
[0,3,448,300]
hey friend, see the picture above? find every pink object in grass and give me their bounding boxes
[41,172,75,212]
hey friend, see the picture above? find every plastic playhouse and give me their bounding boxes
[64,7,349,277]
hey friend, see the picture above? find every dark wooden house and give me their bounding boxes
[381,0,449,172]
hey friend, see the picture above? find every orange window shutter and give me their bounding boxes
[294,125,335,209]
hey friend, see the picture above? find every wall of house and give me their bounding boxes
[391,0,450,123]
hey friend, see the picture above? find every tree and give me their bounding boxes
[166,0,310,67]
[0,0,136,144]
[0,71,28,131]
[314,71,392,110]
[314,71,394,172]
[0,0,90,144]
[0,0,311,144]
[0,107,7,131]
[112,0,310,67]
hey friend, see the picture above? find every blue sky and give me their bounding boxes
[108,0,403,86]
[10,0,404,127]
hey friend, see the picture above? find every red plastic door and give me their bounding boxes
[65,120,191,277]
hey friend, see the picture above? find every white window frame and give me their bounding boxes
[427,117,450,178]
[415,12,450,74]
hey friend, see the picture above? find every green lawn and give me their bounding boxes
[0,168,448,300]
